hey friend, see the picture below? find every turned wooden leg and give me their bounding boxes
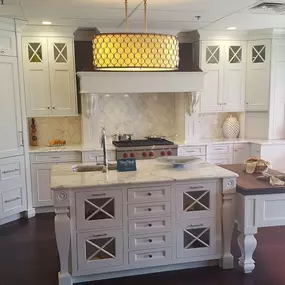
[237,232,257,273]
[221,178,236,269]
[55,207,72,285]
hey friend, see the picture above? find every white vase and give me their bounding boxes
[222,115,240,139]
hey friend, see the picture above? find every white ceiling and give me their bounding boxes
[1,0,285,34]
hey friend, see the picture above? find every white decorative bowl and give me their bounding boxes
[156,156,201,168]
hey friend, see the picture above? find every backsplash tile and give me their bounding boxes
[98,93,175,138]
[29,116,81,146]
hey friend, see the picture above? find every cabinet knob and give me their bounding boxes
[148,223,152,227]
[52,107,55,109]
[219,103,222,105]
[148,254,153,258]
[148,208,152,212]
[148,192,152,196]
[148,239,153,243]
[0,50,4,54]
[47,106,50,109]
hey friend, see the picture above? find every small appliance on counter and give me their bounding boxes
[30,118,38,146]
[113,137,178,160]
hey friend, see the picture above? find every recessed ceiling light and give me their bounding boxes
[42,21,52,25]
[227,27,236,30]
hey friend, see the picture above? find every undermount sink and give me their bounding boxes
[72,163,117,172]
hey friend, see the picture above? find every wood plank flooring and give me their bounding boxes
[1,213,285,285]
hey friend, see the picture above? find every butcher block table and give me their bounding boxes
[221,164,285,273]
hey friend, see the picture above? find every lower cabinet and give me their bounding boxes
[207,155,233,165]
[176,218,216,258]
[77,229,124,271]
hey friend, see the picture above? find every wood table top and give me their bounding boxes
[220,164,285,195]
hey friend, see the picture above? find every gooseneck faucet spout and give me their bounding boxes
[101,127,108,173]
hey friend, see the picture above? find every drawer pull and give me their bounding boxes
[213,148,224,151]
[148,239,153,243]
[0,50,4,54]
[4,196,21,203]
[93,233,107,237]
[148,254,153,258]
[190,186,203,189]
[91,193,106,197]
[148,208,152,212]
[2,168,19,174]
[148,223,152,227]
[189,223,204,228]
[52,157,61,159]
[148,192,152,196]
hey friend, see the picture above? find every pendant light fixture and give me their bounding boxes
[92,0,179,71]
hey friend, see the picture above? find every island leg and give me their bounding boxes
[221,178,236,269]
[236,194,257,273]
[55,206,72,285]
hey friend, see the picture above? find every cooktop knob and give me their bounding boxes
[142,152,147,157]
[123,153,129,158]
[149,151,154,157]
[130,153,135,158]
[167,150,172,156]
[161,151,166,156]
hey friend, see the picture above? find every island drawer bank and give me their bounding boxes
[51,160,237,285]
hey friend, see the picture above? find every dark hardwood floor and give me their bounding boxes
[1,213,285,285]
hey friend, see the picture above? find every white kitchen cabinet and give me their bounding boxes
[233,143,250,164]
[207,155,233,165]
[207,144,233,165]
[199,40,246,113]
[200,41,224,112]
[0,30,16,56]
[246,40,271,111]
[22,36,77,117]
[82,150,117,163]
[250,143,261,159]
[0,56,23,159]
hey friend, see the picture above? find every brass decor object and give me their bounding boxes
[92,0,179,71]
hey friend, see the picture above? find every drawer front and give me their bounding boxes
[129,247,171,266]
[127,185,171,203]
[208,144,233,155]
[176,181,217,220]
[77,229,124,271]
[82,151,117,163]
[179,146,206,156]
[128,232,172,250]
[207,154,233,165]
[0,161,21,181]
[176,218,217,259]
[128,202,171,218]
[76,190,123,230]
[31,152,81,163]
[1,187,25,213]
[128,217,171,234]
[0,30,16,56]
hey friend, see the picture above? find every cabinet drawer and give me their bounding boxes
[127,185,171,203]
[128,217,171,234]
[207,154,233,165]
[128,202,171,218]
[179,146,206,156]
[0,30,16,56]
[77,229,123,271]
[128,247,171,266]
[176,218,217,259]
[0,161,21,181]
[128,232,172,250]
[176,181,217,220]
[30,152,81,163]
[76,190,123,230]
[208,144,233,154]
[82,151,116,163]
[1,187,24,213]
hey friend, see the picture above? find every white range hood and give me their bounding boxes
[77,71,205,94]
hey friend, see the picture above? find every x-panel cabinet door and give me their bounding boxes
[176,182,217,220]
[77,229,123,271]
[177,218,217,258]
[76,190,123,230]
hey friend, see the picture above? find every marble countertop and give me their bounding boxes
[51,160,238,190]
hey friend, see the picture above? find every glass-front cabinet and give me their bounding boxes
[176,182,217,220]
[76,190,123,230]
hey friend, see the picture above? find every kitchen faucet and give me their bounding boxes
[101,126,108,173]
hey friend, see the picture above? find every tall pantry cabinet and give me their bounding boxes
[0,18,28,224]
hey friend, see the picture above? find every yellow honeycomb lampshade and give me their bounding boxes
[93,33,179,71]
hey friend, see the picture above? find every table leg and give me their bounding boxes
[236,193,258,274]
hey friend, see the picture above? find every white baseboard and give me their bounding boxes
[35,206,54,214]
[23,208,36,219]
[0,213,23,226]
[73,260,218,283]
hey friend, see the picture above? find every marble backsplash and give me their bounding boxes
[98,93,175,138]
[29,116,81,146]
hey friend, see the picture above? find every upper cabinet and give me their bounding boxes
[246,40,271,111]
[22,36,77,117]
[0,30,16,56]
[200,40,246,113]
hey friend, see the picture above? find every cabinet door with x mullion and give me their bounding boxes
[75,190,123,231]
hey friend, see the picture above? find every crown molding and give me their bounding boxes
[21,25,78,37]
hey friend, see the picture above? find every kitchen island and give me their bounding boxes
[51,160,238,285]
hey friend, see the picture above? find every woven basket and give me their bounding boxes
[244,158,270,174]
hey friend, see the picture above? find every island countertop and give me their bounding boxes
[51,160,238,190]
